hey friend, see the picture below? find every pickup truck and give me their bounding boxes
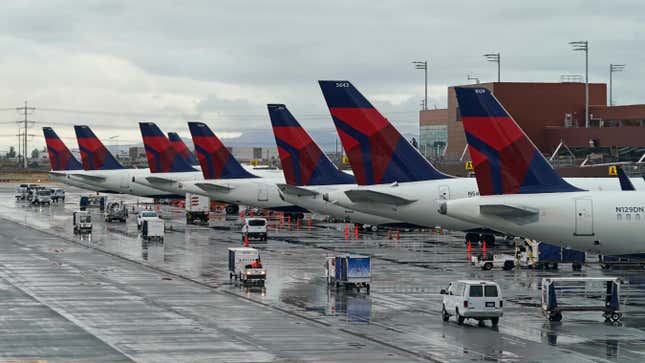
[137,210,159,229]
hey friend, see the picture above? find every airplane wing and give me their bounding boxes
[68,173,106,182]
[145,176,177,184]
[48,171,66,176]
[277,184,319,196]
[194,182,233,193]
[344,189,416,206]
[480,204,539,218]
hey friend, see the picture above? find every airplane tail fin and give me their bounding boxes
[43,127,83,171]
[267,104,354,186]
[168,132,199,166]
[454,86,582,195]
[617,167,635,191]
[318,80,449,185]
[139,123,197,173]
[188,122,258,180]
[74,125,124,170]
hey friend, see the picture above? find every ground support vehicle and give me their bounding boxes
[325,255,371,293]
[541,277,622,322]
[27,185,45,202]
[471,253,515,270]
[50,188,65,203]
[517,240,584,271]
[15,184,28,200]
[142,219,164,242]
[598,254,645,269]
[104,201,128,222]
[185,193,210,225]
[73,210,92,234]
[80,195,107,211]
[32,189,52,205]
[228,247,266,286]
[242,218,268,241]
[137,211,159,229]
[441,280,503,326]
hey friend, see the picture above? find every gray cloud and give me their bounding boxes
[0,0,644,151]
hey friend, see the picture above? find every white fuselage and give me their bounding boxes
[48,172,107,192]
[278,184,405,226]
[66,169,182,197]
[326,177,645,232]
[442,191,645,255]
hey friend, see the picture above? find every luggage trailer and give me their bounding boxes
[541,277,622,322]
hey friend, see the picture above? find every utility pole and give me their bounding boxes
[484,53,501,82]
[413,60,429,110]
[609,64,625,106]
[16,100,35,168]
[570,41,589,127]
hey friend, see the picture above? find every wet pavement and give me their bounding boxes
[2,184,645,362]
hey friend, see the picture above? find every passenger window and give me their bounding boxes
[484,285,498,297]
[469,285,483,297]
[626,214,632,221]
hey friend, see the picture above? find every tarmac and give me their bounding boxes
[2,184,645,362]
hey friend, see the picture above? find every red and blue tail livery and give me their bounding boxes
[43,127,83,171]
[188,122,258,180]
[454,86,581,196]
[140,123,197,173]
[168,132,199,166]
[268,104,355,186]
[74,125,124,170]
[318,80,449,185]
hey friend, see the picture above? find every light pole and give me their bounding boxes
[570,41,589,127]
[609,64,625,106]
[413,60,428,110]
[483,53,500,82]
[467,74,480,84]
[109,135,120,160]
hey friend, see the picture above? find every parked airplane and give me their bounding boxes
[318,80,643,243]
[69,125,184,198]
[267,103,405,228]
[439,86,645,255]
[43,127,113,192]
[169,122,308,215]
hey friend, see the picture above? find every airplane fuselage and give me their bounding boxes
[442,191,645,255]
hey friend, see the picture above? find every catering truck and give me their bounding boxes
[325,254,371,293]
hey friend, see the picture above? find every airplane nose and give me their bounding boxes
[438,202,447,215]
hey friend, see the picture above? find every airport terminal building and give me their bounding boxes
[420,82,645,166]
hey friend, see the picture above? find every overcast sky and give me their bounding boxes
[1,0,644,152]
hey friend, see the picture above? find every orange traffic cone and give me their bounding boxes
[482,241,487,256]
[296,218,301,229]
[396,229,400,240]
[467,240,472,253]
[344,224,349,240]
[249,210,254,217]
[287,215,291,227]
[354,224,359,239]
[388,228,392,240]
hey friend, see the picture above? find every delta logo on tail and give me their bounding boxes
[43,127,83,171]
[139,123,197,173]
[74,125,124,170]
[168,132,199,166]
[318,80,449,185]
[268,104,354,186]
[188,122,257,180]
[454,87,581,195]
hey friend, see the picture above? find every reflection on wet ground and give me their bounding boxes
[3,185,645,361]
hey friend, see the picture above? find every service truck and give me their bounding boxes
[73,210,92,234]
[141,219,164,242]
[242,218,268,241]
[185,193,210,225]
[228,247,266,286]
[104,201,128,222]
[326,254,371,293]
[517,240,584,271]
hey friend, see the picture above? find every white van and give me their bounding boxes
[242,217,268,241]
[441,280,503,326]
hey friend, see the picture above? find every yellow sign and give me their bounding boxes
[342,156,349,164]
[608,165,617,176]
[465,161,473,170]
[250,159,259,166]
